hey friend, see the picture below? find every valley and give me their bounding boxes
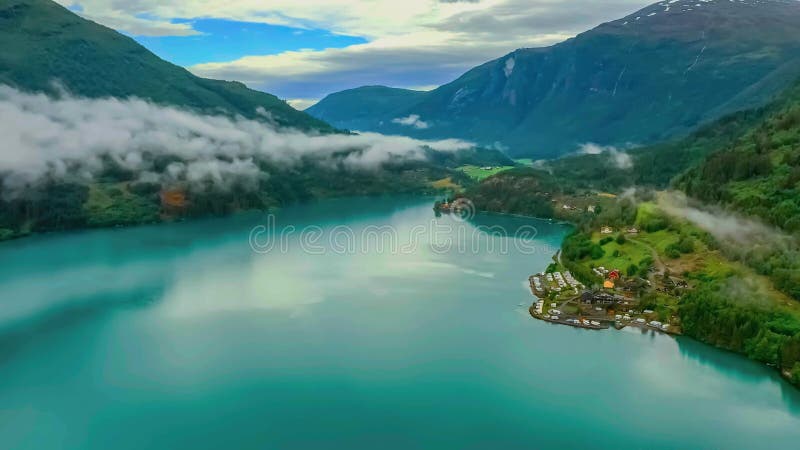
[4,0,800,446]
[437,67,800,384]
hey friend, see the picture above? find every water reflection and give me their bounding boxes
[676,336,800,415]
[1,197,800,450]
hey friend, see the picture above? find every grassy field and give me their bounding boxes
[457,165,516,181]
[635,207,800,317]
[589,232,651,273]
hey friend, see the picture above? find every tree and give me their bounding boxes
[665,244,681,259]
[590,244,605,260]
[677,236,695,253]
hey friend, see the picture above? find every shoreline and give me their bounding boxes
[0,193,440,245]
[526,253,681,336]
[473,209,573,226]
[444,198,799,390]
[527,303,682,335]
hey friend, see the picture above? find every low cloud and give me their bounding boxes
[503,57,515,77]
[0,85,473,197]
[657,192,786,246]
[392,114,430,129]
[578,143,633,169]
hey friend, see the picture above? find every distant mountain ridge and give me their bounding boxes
[308,0,800,157]
[0,0,334,131]
[304,86,427,131]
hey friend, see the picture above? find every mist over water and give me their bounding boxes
[1,197,799,449]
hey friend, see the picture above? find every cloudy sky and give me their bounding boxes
[60,0,652,109]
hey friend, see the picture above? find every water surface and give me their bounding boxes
[1,197,799,449]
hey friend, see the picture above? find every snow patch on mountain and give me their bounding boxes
[620,0,791,24]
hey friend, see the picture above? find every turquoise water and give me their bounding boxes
[1,197,799,449]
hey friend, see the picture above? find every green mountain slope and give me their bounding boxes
[675,84,800,232]
[511,79,800,195]
[466,75,800,237]
[0,0,518,241]
[0,0,333,131]
[306,86,426,131]
[462,74,800,387]
[309,0,800,157]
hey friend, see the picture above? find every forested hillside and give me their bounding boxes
[462,74,800,387]
[675,86,800,232]
[0,0,333,131]
[0,0,520,242]
[0,155,494,241]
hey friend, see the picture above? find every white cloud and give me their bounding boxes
[657,192,791,246]
[189,32,533,99]
[407,84,441,92]
[59,0,489,38]
[578,143,633,169]
[392,114,430,129]
[56,1,653,98]
[0,85,473,196]
[77,12,200,37]
[286,98,319,110]
[503,57,515,77]
[578,143,605,155]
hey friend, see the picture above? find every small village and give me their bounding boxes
[528,268,673,333]
[432,194,690,335]
[528,223,680,335]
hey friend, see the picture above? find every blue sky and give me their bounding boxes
[133,19,366,67]
[61,1,651,108]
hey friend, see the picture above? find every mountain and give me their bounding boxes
[461,72,800,386]
[515,77,800,200]
[0,0,517,242]
[0,0,333,131]
[464,77,800,222]
[675,81,800,232]
[306,86,427,131]
[309,0,800,157]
